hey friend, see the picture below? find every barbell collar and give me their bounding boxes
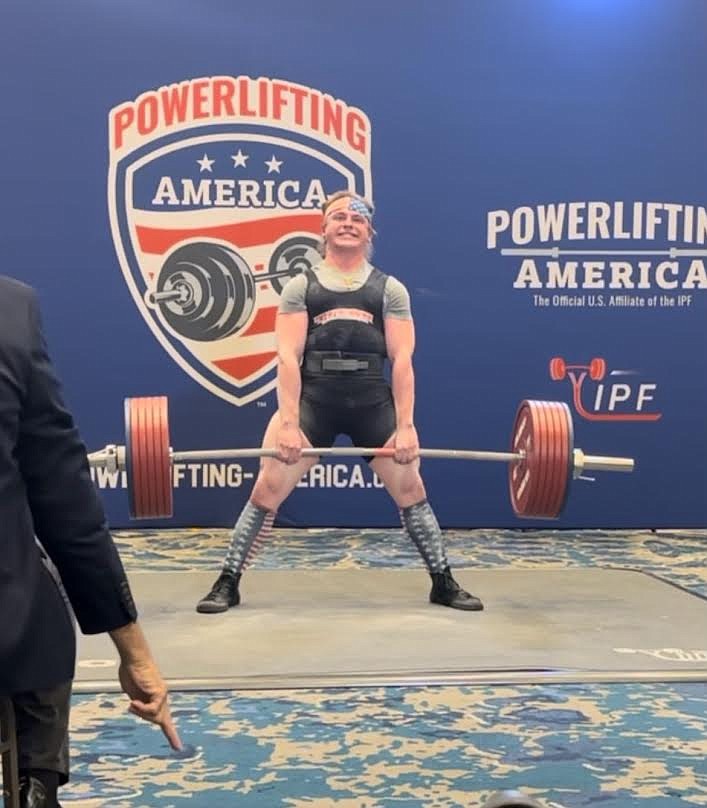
[87,444,125,474]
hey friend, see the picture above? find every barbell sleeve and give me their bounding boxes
[582,455,634,473]
[572,448,634,477]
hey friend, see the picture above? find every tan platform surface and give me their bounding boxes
[74,568,707,690]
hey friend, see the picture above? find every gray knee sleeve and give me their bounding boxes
[400,499,448,574]
[223,501,274,575]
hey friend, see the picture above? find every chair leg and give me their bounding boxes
[0,698,20,808]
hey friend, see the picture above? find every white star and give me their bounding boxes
[265,155,283,174]
[231,149,249,168]
[197,153,215,172]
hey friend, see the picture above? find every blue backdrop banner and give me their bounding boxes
[2,0,705,528]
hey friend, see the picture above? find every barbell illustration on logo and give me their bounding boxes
[550,356,607,383]
[145,235,320,343]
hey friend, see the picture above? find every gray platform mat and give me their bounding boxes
[75,568,707,691]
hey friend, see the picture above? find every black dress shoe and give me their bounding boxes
[19,775,60,808]
[430,566,484,611]
[196,571,241,613]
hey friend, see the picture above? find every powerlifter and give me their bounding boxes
[196,191,483,613]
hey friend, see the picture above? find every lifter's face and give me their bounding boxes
[322,197,372,254]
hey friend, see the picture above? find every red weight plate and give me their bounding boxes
[549,401,569,517]
[529,401,554,518]
[554,401,573,516]
[589,357,607,381]
[534,401,562,518]
[554,400,574,516]
[539,401,564,518]
[522,401,549,518]
[126,398,144,518]
[140,398,157,518]
[549,356,567,381]
[509,401,536,516]
[143,396,172,519]
[124,399,137,518]
[135,398,153,518]
[153,396,173,518]
[508,403,526,515]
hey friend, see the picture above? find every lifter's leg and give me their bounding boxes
[196,412,318,613]
[370,451,483,611]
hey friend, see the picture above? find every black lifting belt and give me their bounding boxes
[304,351,385,373]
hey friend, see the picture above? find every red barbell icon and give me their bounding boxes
[549,356,606,382]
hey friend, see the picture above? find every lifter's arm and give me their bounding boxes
[274,310,308,463]
[384,317,419,463]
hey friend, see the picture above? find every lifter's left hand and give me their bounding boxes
[393,424,419,464]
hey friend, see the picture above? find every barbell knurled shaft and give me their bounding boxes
[170,447,524,462]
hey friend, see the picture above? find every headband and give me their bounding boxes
[325,196,373,221]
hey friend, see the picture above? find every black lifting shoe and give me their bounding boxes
[196,571,241,613]
[429,566,484,611]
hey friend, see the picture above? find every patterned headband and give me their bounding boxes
[326,196,373,221]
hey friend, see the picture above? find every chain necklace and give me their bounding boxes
[323,260,366,290]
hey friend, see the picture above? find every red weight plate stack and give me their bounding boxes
[124,396,173,519]
[508,400,574,518]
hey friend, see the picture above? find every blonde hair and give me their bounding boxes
[319,190,376,258]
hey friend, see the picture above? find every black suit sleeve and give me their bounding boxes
[16,289,138,634]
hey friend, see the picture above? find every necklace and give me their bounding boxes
[341,271,359,289]
[323,260,365,290]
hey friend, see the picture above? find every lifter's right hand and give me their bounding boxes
[276,421,303,464]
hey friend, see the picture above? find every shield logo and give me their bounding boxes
[108,78,372,405]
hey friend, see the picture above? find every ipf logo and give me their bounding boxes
[549,356,662,421]
[108,76,372,405]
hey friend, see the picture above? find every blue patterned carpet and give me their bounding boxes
[62,528,707,807]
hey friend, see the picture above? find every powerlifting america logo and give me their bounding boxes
[487,202,707,308]
[108,76,372,405]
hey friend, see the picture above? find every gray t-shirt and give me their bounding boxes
[279,262,412,319]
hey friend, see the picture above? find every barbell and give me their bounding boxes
[87,396,634,521]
